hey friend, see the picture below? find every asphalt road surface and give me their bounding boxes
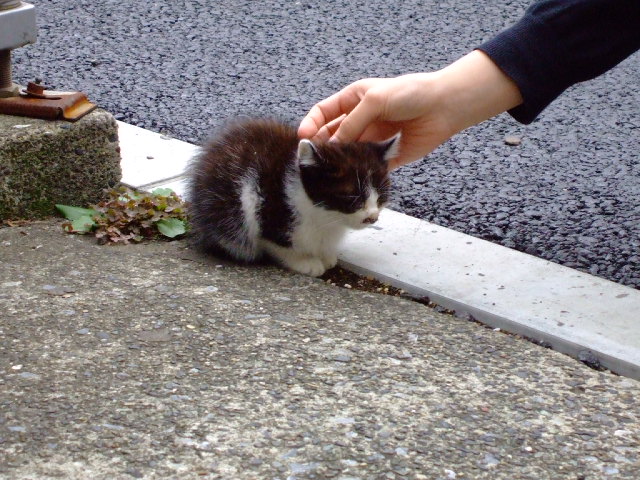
[13,0,640,289]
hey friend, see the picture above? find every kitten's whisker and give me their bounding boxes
[319,218,343,229]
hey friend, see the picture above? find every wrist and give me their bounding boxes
[435,50,523,135]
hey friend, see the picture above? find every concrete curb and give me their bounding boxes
[339,210,640,380]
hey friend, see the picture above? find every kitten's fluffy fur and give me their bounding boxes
[187,118,397,276]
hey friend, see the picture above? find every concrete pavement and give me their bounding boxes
[1,220,639,479]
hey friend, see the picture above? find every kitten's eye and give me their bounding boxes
[337,193,359,201]
[342,195,364,205]
[334,193,364,212]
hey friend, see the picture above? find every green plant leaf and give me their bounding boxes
[58,187,187,243]
[70,215,97,233]
[156,218,186,238]
[56,204,99,221]
[151,188,174,197]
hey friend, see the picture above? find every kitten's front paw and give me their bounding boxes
[288,257,326,277]
[320,253,338,270]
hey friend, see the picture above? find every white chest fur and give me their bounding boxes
[286,173,349,259]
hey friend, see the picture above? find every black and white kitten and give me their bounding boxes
[187,118,398,276]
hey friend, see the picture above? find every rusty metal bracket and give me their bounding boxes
[0,81,97,121]
[1,4,96,121]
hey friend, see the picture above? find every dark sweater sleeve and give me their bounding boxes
[477,0,640,124]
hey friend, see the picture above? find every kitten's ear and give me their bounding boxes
[379,134,401,162]
[297,139,321,167]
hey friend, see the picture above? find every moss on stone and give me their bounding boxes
[0,110,121,220]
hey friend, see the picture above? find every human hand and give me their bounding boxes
[298,51,523,170]
[298,73,452,170]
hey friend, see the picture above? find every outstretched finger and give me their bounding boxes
[298,105,326,139]
[331,89,384,143]
[297,92,349,138]
[312,114,345,142]
[298,80,371,139]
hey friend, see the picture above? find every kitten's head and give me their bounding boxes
[296,136,398,229]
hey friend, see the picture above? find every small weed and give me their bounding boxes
[56,186,187,244]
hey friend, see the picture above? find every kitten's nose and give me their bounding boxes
[363,213,379,224]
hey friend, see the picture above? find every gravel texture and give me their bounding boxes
[11,0,640,288]
[1,220,640,479]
